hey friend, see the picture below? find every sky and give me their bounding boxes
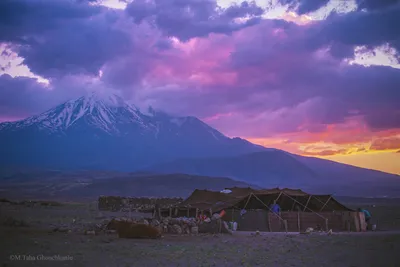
[0,0,399,175]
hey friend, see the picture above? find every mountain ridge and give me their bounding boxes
[144,150,400,197]
[0,92,265,171]
[1,91,399,197]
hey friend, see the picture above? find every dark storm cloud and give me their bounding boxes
[0,0,101,42]
[0,75,47,118]
[313,5,400,58]
[16,14,132,77]
[126,0,265,41]
[0,0,132,77]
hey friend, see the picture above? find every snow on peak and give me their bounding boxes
[0,91,229,142]
[8,92,148,134]
[81,91,127,108]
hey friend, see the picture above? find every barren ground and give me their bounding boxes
[1,200,400,267]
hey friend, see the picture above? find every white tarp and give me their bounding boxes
[220,189,232,194]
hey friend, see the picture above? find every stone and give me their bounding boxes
[182,224,190,235]
[305,227,314,234]
[169,218,180,225]
[191,226,199,235]
[85,230,96,235]
[151,220,160,226]
[171,224,182,235]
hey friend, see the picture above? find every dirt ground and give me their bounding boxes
[1,200,400,267]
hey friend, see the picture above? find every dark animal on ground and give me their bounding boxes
[114,221,161,239]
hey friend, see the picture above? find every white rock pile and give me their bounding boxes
[103,214,232,235]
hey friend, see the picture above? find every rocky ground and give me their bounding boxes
[1,200,400,267]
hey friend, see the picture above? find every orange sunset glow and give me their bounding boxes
[247,131,400,175]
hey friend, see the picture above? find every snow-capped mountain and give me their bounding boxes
[0,92,265,171]
[0,92,154,135]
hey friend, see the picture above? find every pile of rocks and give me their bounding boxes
[98,196,183,212]
[105,217,199,235]
[49,214,232,236]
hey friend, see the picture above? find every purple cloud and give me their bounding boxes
[0,0,399,139]
[311,4,400,60]
[1,0,131,78]
[0,0,101,42]
[126,0,265,41]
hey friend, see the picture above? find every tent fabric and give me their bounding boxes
[178,187,353,212]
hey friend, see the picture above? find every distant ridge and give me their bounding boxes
[0,92,265,171]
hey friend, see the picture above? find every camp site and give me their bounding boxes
[1,186,399,266]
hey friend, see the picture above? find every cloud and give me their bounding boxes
[278,0,331,15]
[1,0,132,78]
[0,0,101,42]
[355,0,400,11]
[126,0,265,41]
[302,148,349,156]
[311,4,400,60]
[0,74,49,119]
[94,14,400,136]
[0,0,399,146]
[370,136,400,150]
[0,73,105,121]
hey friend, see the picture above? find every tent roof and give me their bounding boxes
[226,187,310,197]
[179,187,352,212]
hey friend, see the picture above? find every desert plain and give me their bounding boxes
[1,197,400,267]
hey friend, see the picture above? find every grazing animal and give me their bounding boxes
[115,221,162,239]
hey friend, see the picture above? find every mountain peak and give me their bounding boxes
[77,91,128,108]
[3,91,146,134]
[0,92,267,171]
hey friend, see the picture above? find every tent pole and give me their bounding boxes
[297,211,301,232]
[319,195,332,212]
[251,193,285,222]
[312,196,325,205]
[291,197,297,211]
[274,192,283,203]
[243,194,252,210]
[303,195,312,212]
[282,192,327,220]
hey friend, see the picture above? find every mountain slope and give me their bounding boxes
[145,151,400,197]
[144,150,319,186]
[0,92,265,171]
[0,170,258,200]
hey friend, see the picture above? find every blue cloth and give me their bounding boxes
[271,204,281,213]
[362,209,371,218]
